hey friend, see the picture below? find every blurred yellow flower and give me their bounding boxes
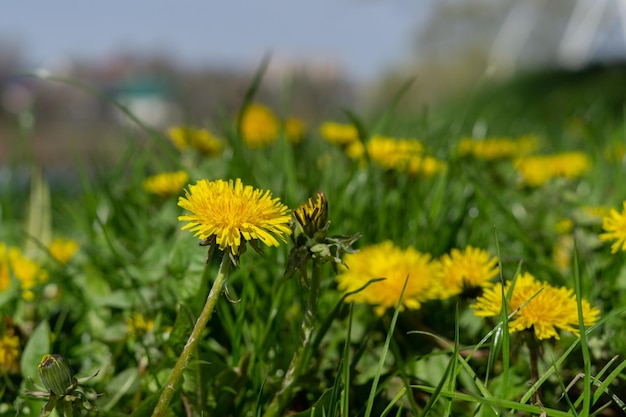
[319,122,359,145]
[49,238,79,265]
[514,151,591,187]
[240,103,280,148]
[0,243,48,301]
[367,135,424,169]
[178,179,291,256]
[407,155,448,177]
[437,246,499,299]
[599,201,626,253]
[472,272,600,340]
[167,126,223,156]
[553,235,574,273]
[554,218,574,235]
[284,117,307,144]
[126,313,155,338]
[459,135,539,160]
[336,241,442,315]
[0,329,20,374]
[143,170,189,197]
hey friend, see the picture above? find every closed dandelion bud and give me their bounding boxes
[38,354,76,395]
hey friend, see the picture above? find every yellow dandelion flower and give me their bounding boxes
[459,135,539,160]
[167,126,223,156]
[284,117,307,144]
[143,170,189,197]
[240,103,280,148]
[599,201,626,253]
[0,329,20,374]
[336,241,442,315]
[178,179,291,255]
[367,135,424,171]
[437,246,499,299]
[49,238,79,265]
[553,235,574,273]
[345,140,365,160]
[319,122,359,145]
[126,313,155,338]
[554,218,574,235]
[472,272,600,340]
[406,155,447,177]
[0,244,48,300]
[514,152,591,187]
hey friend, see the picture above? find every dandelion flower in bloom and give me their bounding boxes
[284,117,307,144]
[0,243,48,301]
[437,246,499,299]
[178,179,291,256]
[599,201,626,253]
[0,329,20,374]
[319,122,359,146]
[240,103,280,148]
[472,272,600,340]
[459,135,539,160]
[143,170,189,197]
[514,151,591,187]
[49,238,79,265]
[367,135,424,170]
[126,312,155,338]
[167,126,223,156]
[336,241,442,315]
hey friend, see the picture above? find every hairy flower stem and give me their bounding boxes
[263,262,322,417]
[152,252,231,417]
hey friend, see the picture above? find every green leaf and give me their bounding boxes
[21,321,51,381]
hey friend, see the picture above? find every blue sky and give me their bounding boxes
[1,1,435,82]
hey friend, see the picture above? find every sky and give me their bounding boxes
[1,1,436,82]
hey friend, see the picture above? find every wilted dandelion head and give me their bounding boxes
[240,103,280,148]
[472,272,600,340]
[178,179,291,256]
[49,238,79,265]
[336,241,442,315]
[143,170,189,197]
[599,201,626,254]
[293,192,329,241]
[437,246,499,299]
[0,329,20,374]
[514,152,591,187]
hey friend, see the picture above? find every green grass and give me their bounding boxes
[2,64,626,416]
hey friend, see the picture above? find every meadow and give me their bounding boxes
[2,63,626,417]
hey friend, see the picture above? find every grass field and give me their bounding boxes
[2,63,626,417]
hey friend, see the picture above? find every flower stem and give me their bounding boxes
[151,251,231,417]
[263,262,322,417]
[526,331,542,405]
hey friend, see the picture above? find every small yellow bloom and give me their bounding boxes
[178,179,291,255]
[0,243,48,300]
[336,241,442,315]
[49,238,79,265]
[367,135,424,170]
[0,329,20,374]
[126,313,155,338]
[599,201,626,253]
[284,117,307,144]
[554,218,574,235]
[319,122,359,145]
[167,126,223,156]
[143,170,189,197]
[472,272,600,340]
[406,155,447,177]
[459,135,539,160]
[514,152,591,187]
[437,246,499,299]
[240,103,280,148]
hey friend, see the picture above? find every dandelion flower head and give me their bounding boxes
[178,179,291,255]
[0,243,48,301]
[336,241,442,315]
[472,272,600,340]
[167,126,223,156]
[366,135,424,171]
[514,152,591,187]
[240,103,280,148]
[437,246,499,299]
[49,238,79,265]
[143,170,189,197]
[459,135,539,160]
[284,117,307,144]
[599,201,626,254]
[0,329,20,374]
[127,313,155,338]
[319,122,359,146]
